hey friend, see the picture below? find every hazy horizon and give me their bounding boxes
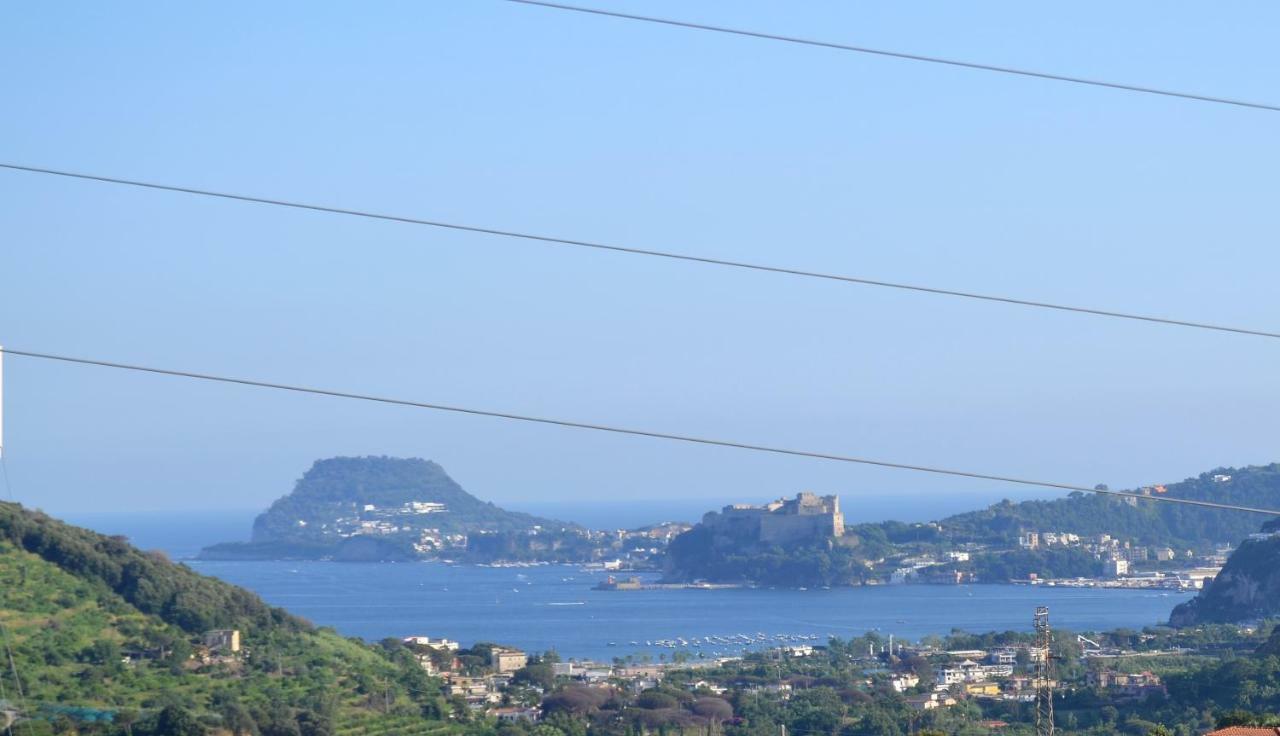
[52,484,1068,526]
[57,485,1072,560]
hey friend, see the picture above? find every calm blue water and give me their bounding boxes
[63,511,1182,661]
[189,560,1185,661]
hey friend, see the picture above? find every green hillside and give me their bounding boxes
[934,463,1280,550]
[1169,528,1280,626]
[0,501,450,735]
[202,456,575,561]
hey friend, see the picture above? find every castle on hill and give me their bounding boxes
[701,492,844,547]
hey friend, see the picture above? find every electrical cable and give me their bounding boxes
[2,346,1277,516]
[503,0,1280,113]
[1,163,1276,340]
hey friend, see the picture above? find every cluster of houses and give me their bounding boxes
[401,632,757,721]
[403,636,535,714]
[1018,529,1185,567]
[889,550,978,584]
[883,645,1164,711]
[1086,670,1166,701]
[1012,529,1232,587]
[577,522,694,567]
[299,500,471,553]
[887,647,1034,709]
[397,628,1173,722]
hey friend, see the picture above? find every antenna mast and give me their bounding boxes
[1034,606,1054,736]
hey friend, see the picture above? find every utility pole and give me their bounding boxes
[1034,606,1054,736]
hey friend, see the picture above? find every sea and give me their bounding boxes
[64,508,1186,662]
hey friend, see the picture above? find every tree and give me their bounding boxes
[219,702,260,736]
[296,710,334,736]
[151,705,206,736]
[635,691,680,710]
[514,662,556,691]
[116,708,141,736]
[543,687,609,716]
[856,710,903,736]
[692,697,733,726]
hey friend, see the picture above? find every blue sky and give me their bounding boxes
[2,1,1278,515]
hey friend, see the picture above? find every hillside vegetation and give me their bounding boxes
[0,501,449,735]
[202,456,574,561]
[933,463,1280,550]
[663,462,1280,587]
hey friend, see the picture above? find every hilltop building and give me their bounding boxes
[700,492,844,546]
[203,629,241,654]
[493,707,541,723]
[490,646,528,674]
[403,635,459,651]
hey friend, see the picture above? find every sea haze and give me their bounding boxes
[64,509,258,560]
[60,488,1061,560]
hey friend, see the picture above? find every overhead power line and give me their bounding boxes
[3,163,1277,341]
[503,0,1280,114]
[2,346,1277,516]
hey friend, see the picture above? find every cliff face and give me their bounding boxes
[1170,532,1280,626]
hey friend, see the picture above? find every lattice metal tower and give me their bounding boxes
[1034,606,1054,736]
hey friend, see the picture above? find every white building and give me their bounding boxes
[890,674,920,692]
[494,707,540,723]
[552,662,578,677]
[989,649,1018,666]
[403,636,459,651]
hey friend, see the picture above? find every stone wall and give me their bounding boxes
[702,492,843,548]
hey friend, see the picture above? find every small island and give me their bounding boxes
[199,456,682,565]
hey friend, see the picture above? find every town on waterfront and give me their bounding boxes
[198,457,1266,595]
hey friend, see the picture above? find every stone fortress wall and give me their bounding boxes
[701,492,844,547]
